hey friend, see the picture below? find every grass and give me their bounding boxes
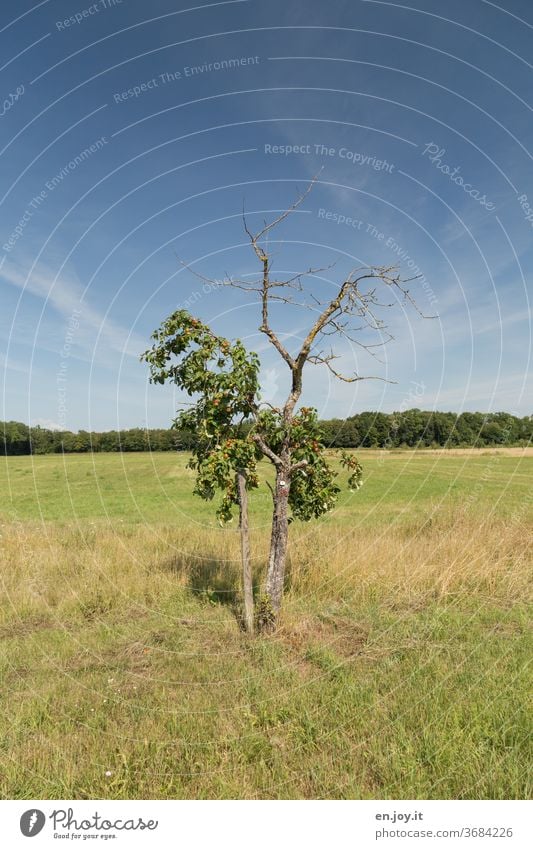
[0,449,531,799]
[1,448,531,525]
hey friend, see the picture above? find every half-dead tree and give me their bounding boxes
[142,181,427,631]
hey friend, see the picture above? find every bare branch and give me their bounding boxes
[221,280,264,294]
[290,459,309,472]
[257,239,295,371]
[308,355,396,384]
[172,251,221,289]
[241,180,431,425]
[252,433,283,467]
[260,316,295,369]
[241,178,326,372]
[242,202,265,263]
[244,173,321,249]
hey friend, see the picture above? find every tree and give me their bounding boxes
[141,183,425,631]
[2,421,30,455]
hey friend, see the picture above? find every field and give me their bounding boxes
[0,449,531,799]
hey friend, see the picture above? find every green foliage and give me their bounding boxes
[285,408,342,521]
[141,311,363,525]
[255,407,362,521]
[142,310,259,413]
[142,310,262,523]
[339,450,364,492]
[193,439,260,524]
[289,455,340,521]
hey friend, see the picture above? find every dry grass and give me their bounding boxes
[0,452,531,799]
[1,507,530,631]
[370,447,533,458]
[293,507,531,602]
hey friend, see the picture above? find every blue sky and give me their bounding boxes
[1,0,531,431]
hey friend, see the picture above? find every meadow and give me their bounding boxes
[0,448,531,799]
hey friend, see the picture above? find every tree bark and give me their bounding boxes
[265,467,290,618]
[237,469,254,635]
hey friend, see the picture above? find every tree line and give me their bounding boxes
[2,410,531,456]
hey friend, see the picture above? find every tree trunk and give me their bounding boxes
[237,469,254,635]
[265,467,290,621]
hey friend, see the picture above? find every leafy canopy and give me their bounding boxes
[141,310,362,523]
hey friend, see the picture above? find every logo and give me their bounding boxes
[20,809,46,837]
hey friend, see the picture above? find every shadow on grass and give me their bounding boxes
[162,549,268,632]
[188,557,240,607]
[164,550,239,605]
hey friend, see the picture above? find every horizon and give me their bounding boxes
[3,407,531,436]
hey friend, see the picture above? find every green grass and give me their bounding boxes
[1,448,530,524]
[0,450,531,799]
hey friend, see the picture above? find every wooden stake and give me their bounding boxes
[237,469,254,635]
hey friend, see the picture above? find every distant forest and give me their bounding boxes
[2,410,531,455]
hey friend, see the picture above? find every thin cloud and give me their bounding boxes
[1,259,146,359]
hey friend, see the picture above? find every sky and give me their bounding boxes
[0,0,531,431]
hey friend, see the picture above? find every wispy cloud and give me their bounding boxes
[0,352,30,375]
[0,259,146,360]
